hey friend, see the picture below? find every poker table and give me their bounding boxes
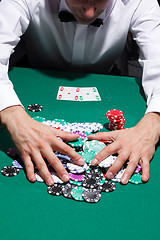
[0,67,160,240]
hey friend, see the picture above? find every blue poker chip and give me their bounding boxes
[12,159,24,169]
[67,162,89,174]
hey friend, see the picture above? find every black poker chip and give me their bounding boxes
[82,175,100,189]
[47,184,63,196]
[86,169,104,180]
[27,104,43,112]
[1,166,19,177]
[101,181,116,192]
[82,189,101,203]
[62,183,75,199]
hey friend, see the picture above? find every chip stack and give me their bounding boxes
[106,109,125,131]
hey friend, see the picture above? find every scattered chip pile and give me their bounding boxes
[1,116,143,204]
[106,109,125,131]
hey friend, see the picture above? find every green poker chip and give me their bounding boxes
[53,119,68,125]
[68,138,84,148]
[83,140,106,153]
[32,116,46,122]
[78,150,97,164]
[69,180,82,186]
[71,186,86,201]
[129,174,143,184]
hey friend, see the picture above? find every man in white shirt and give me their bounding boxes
[0,0,160,186]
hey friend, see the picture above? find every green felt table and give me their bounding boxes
[0,67,159,240]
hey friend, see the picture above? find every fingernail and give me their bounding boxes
[30,174,36,182]
[46,176,54,186]
[91,159,98,166]
[106,172,114,179]
[62,174,70,182]
[78,158,85,165]
[142,175,148,182]
[121,175,129,184]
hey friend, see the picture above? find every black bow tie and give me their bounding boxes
[58,11,103,27]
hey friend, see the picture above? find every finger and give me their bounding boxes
[54,130,80,141]
[91,141,120,166]
[42,147,70,182]
[105,151,129,180]
[51,138,85,166]
[120,155,140,185]
[139,158,150,182]
[22,155,36,183]
[87,131,118,141]
[31,151,54,186]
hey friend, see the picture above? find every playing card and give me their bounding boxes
[57,86,101,101]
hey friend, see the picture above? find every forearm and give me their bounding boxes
[136,112,160,144]
[0,105,28,128]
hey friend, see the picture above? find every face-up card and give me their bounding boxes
[57,86,101,101]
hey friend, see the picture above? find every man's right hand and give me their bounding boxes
[0,106,85,186]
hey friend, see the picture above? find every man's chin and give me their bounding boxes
[76,18,95,25]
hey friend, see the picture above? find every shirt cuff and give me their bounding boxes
[145,94,160,114]
[0,83,23,112]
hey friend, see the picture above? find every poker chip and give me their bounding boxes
[32,116,46,122]
[134,164,142,174]
[82,175,101,189]
[69,180,82,186]
[43,120,63,130]
[106,109,125,131]
[12,159,24,169]
[6,147,19,159]
[78,150,97,164]
[35,172,44,182]
[68,138,84,148]
[101,181,116,192]
[69,173,85,182]
[86,169,104,181]
[67,162,89,174]
[62,183,75,199]
[27,104,43,112]
[71,131,88,140]
[70,122,103,133]
[82,189,101,203]
[83,140,106,153]
[51,174,64,184]
[47,184,63,196]
[99,155,117,168]
[71,186,85,201]
[129,174,143,184]
[106,109,123,119]
[1,166,19,177]
[111,167,126,183]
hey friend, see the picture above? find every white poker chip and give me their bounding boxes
[35,172,44,182]
[60,124,72,132]
[99,155,117,168]
[54,152,71,162]
[111,167,126,182]
[51,174,64,184]
[67,162,89,174]
[42,120,63,129]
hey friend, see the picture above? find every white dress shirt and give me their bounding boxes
[0,0,160,113]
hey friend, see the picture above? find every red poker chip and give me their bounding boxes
[108,122,125,126]
[108,118,125,124]
[106,109,123,118]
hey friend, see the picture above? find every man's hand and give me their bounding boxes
[88,112,160,184]
[0,106,85,186]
